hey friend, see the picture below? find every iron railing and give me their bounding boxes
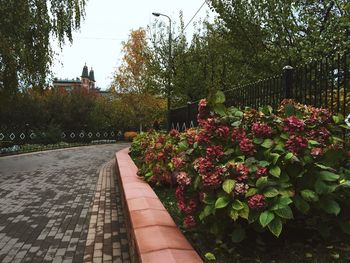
[170,52,350,131]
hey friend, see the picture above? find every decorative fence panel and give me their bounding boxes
[169,52,350,130]
[0,130,121,147]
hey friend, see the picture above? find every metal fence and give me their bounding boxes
[0,130,122,147]
[170,52,350,131]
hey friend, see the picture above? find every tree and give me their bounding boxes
[0,0,86,95]
[111,28,154,93]
[208,0,350,66]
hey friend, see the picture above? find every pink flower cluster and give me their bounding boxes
[232,128,246,142]
[285,135,308,154]
[236,163,249,181]
[171,156,184,169]
[283,116,305,133]
[176,187,197,228]
[256,167,268,177]
[215,125,230,138]
[198,99,209,121]
[206,145,224,160]
[248,194,265,209]
[176,172,191,186]
[201,167,225,189]
[234,182,249,195]
[239,138,256,155]
[252,122,272,137]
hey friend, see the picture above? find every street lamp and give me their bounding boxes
[152,12,172,131]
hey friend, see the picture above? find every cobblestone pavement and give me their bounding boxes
[0,144,130,263]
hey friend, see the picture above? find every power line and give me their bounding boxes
[181,0,208,35]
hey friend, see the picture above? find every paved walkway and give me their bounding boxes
[0,144,130,263]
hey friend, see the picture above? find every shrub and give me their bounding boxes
[124,131,138,141]
[132,91,350,244]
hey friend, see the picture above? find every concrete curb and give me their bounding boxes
[115,147,203,263]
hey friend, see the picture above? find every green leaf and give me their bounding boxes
[224,148,234,155]
[199,205,215,220]
[223,179,236,194]
[256,176,268,189]
[193,176,200,190]
[308,140,320,146]
[231,228,246,243]
[321,199,341,216]
[232,199,244,210]
[258,160,270,167]
[294,195,310,214]
[214,103,227,116]
[203,194,216,205]
[285,152,294,160]
[315,163,335,171]
[259,211,275,227]
[275,206,293,219]
[315,179,336,194]
[204,252,216,261]
[268,217,283,237]
[262,139,274,148]
[239,203,250,219]
[269,166,281,177]
[229,209,239,221]
[263,187,279,198]
[245,188,257,197]
[301,190,319,202]
[284,104,295,117]
[178,141,189,151]
[145,172,153,178]
[215,196,230,209]
[319,171,340,182]
[235,111,244,117]
[253,137,264,144]
[270,153,280,165]
[271,196,293,210]
[213,90,225,104]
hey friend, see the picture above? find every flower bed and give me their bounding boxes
[130,92,350,261]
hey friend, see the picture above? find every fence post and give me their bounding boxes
[283,65,294,99]
[186,102,191,129]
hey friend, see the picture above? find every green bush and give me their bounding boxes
[131,91,350,244]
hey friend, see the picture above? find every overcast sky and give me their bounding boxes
[52,0,215,90]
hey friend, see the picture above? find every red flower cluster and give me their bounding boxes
[171,156,184,169]
[198,99,209,121]
[236,163,249,181]
[176,172,191,187]
[256,167,268,177]
[248,194,265,209]
[183,215,196,228]
[311,147,324,158]
[307,127,330,144]
[252,122,272,137]
[201,167,225,189]
[239,138,256,155]
[194,157,214,174]
[283,116,305,133]
[285,135,308,154]
[206,145,224,160]
[169,129,180,138]
[232,128,246,142]
[215,125,231,138]
[195,130,211,144]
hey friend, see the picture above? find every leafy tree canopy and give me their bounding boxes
[0,0,87,95]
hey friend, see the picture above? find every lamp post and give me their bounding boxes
[152,12,172,131]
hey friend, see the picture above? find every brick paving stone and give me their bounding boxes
[0,144,129,262]
[83,159,130,262]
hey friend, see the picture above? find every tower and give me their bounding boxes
[89,68,96,90]
[81,63,89,90]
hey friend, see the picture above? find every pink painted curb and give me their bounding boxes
[115,147,203,263]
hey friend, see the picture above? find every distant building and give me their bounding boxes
[53,64,97,93]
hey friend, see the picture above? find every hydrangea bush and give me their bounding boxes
[130,91,350,242]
